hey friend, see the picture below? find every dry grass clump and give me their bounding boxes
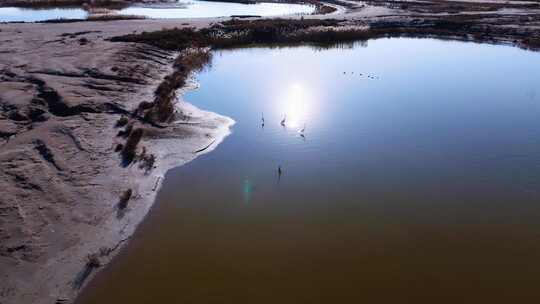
[110,19,360,54]
[219,18,340,30]
[121,127,143,163]
[137,146,156,171]
[111,27,211,51]
[523,37,540,49]
[114,143,123,152]
[143,49,211,123]
[113,15,540,54]
[135,101,153,116]
[78,37,89,45]
[213,18,342,46]
[118,189,132,209]
[115,115,129,127]
[117,122,133,137]
[37,13,144,23]
[85,253,101,268]
[86,14,145,21]
[111,19,362,50]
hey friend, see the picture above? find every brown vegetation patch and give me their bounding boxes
[118,189,132,209]
[86,14,145,21]
[121,127,143,164]
[143,49,212,123]
[115,115,129,127]
[365,0,540,14]
[38,14,145,23]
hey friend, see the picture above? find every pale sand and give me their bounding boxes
[0,20,234,304]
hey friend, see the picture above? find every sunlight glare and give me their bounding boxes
[282,83,310,128]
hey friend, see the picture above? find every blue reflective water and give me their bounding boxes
[78,39,540,303]
[119,1,314,19]
[0,7,87,22]
[0,0,314,22]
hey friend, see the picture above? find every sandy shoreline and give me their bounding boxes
[0,20,234,304]
[1,1,540,303]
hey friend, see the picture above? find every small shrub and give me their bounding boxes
[139,146,147,158]
[139,153,156,171]
[110,27,210,51]
[121,128,143,163]
[145,50,211,123]
[115,115,128,127]
[136,101,154,116]
[523,37,540,49]
[99,246,111,256]
[117,122,133,137]
[85,253,101,268]
[118,188,132,209]
[114,143,123,152]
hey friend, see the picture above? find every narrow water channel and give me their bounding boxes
[78,38,540,303]
[0,0,314,22]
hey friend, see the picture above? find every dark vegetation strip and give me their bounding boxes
[111,17,540,50]
[36,14,145,23]
[110,19,344,50]
[364,0,540,13]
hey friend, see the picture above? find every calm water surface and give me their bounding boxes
[78,39,540,303]
[118,1,314,19]
[0,0,313,22]
[0,7,88,22]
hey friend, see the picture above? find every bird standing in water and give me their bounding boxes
[261,112,265,128]
[278,165,282,176]
[280,115,286,126]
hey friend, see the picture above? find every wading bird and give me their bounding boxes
[280,115,286,126]
[299,123,306,134]
[299,123,306,138]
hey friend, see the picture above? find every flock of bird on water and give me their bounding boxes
[258,71,378,178]
[260,112,306,179]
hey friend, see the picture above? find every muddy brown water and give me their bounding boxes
[77,38,540,303]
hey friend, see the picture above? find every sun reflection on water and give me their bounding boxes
[279,83,312,128]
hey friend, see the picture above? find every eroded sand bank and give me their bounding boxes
[0,21,233,304]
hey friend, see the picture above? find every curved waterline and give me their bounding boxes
[77,38,540,303]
